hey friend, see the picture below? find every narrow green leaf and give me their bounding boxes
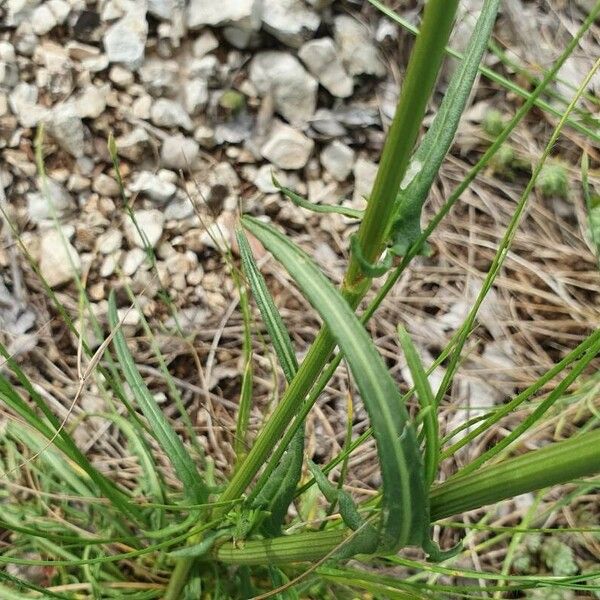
[108,292,209,503]
[236,229,298,381]
[397,326,439,488]
[272,175,363,220]
[242,215,425,553]
[389,0,501,254]
[237,229,304,536]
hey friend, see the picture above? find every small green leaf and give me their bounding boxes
[272,174,363,220]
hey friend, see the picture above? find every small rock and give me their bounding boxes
[184,79,208,116]
[352,157,378,208]
[164,197,194,220]
[298,37,353,98]
[27,178,74,224]
[75,84,107,119]
[109,65,134,87]
[129,171,177,204]
[261,121,314,170]
[262,0,320,48]
[103,5,148,70]
[40,228,81,288]
[100,253,119,278]
[132,94,152,119]
[124,209,165,248]
[46,102,85,157]
[115,127,150,161]
[222,26,260,49]
[334,15,386,77]
[194,124,216,148]
[253,164,287,193]
[92,173,120,197]
[123,247,147,275]
[320,140,355,181]
[189,55,220,83]
[96,229,123,254]
[0,61,19,89]
[8,82,45,127]
[139,59,179,96]
[249,51,318,125]
[48,0,70,24]
[148,0,175,20]
[151,98,193,130]
[160,135,199,170]
[32,4,58,35]
[193,30,219,58]
[187,0,262,31]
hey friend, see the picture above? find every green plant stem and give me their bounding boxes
[345,0,459,290]
[215,428,600,565]
[164,5,460,593]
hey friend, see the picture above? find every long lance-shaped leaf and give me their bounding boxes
[389,0,501,255]
[242,215,425,553]
[237,229,304,536]
[237,230,298,382]
[108,293,209,504]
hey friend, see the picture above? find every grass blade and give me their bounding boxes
[108,292,209,503]
[582,152,600,264]
[237,229,304,536]
[242,215,425,553]
[397,326,439,488]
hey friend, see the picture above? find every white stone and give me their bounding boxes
[40,229,81,288]
[160,135,199,170]
[334,15,386,77]
[193,30,219,58]
[253,164,287,193]
[48,0,70,24]
[261,122,314,170]
[299,38,353,99]
[151,98,193,130]
[92,173,120,197]
[96,229,123,254]
[9,82,48,128]
[103,5,148,70]
[129,171,177,204]
[0,61,19,89]
[148,0,175,20]
[262,0,320,48]
[124,209,165,248]
[46,102,85,157]
[27,178,74,223]
[31,4,58,35]
[320,140,355,181]
[249,51,317,125]
[75,84,107,119]
[184,79,208,116]
[123,247,147,276]
[187,0,262,31]
[115,127,149,161]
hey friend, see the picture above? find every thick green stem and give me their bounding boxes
[345,0,459,289]
[215,428,600,564]
[164,2,459,595]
